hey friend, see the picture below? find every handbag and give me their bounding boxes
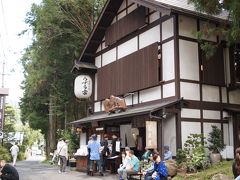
[53,146,64,163]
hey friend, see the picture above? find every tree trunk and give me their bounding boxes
[48,95,56,155]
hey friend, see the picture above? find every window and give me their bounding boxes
[201,44,225,86]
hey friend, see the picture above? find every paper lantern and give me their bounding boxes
[74,75,92,98]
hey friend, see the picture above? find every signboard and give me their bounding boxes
[74,75,92,99]
[0,130,3,139]
[146,121,157,149]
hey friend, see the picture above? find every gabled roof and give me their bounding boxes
[73,0,229,70]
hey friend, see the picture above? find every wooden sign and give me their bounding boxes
[146,121,157,149]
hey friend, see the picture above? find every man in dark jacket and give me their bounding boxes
[0,160,19,180]
[100,134,110,172]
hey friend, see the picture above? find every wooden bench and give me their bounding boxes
[127,172,143,180]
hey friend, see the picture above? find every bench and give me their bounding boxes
[127,172,143,180]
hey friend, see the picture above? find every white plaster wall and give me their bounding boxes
[224,48,231,85]
[179,15,197,39]
[80,132,87,146]
[111,17,116,24]
[229,118,234,146]
[133,92,139,104]
[118,0,127,13]
[223,123,230,145]
[202,85,220,102]
[149,11,160,23]
[229,90,240,104]
[203,110,221,120]
[222,87,227,103]
[203,123,221,145]
[124,96,132,106]
[181,108,201,118]
[181,122,201,145]
[162,18,174,40]
[118,37,138,59]
[179,40,199,81]
[200,21,217,42]
[102,48,116,66]
[139,86,161,103]
[94,73,98,101]
[94,101,101,112]
[118,10,127,20]
[95,55,101,68]
[162,40,175,81]
[139,25,160,49]
[180,82,200,101]
[102,41,106,50]
[163,115,176,156]
[124,94,138,106]
[96,44,101,53]
[101,100,105,111]
[163,83,175,98]
[128,3,137,13]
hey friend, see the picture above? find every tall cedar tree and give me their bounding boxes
[20,0,106,153]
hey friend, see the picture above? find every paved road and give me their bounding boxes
[16,156,118,180]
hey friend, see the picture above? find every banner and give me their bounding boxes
[146,121,157,149]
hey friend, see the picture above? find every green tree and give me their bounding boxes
[3,105,17,143]
[188,0,240,56]
[20,0,106,155]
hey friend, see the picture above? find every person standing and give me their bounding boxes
[87,134,103,176]
[100,134,110,172]
[0,159,19,180]
[10,143,19,166]
[58,140,68,173]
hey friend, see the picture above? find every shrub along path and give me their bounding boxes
[172,160,234,180]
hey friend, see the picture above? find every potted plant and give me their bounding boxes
[207,125,226,164]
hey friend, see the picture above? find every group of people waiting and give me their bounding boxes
[117,146,171,180]
[87,134,111,176]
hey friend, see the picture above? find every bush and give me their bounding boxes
[18,152,26,160]
[176,149,187,165]
[176,134,211,173]
[0,146,11,162]
[208,125,225,153]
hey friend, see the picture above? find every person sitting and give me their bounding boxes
[118,147,131,173]
[232,147,240,179]
[145,153,168,180]
[142,147,151,162]
[142,152,155,180]
[0,159,19,180]
[163,145,172,160]
[118,150,140,180]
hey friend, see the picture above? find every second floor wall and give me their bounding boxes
[89,1,240,113]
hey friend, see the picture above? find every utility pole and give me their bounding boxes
[0,56,8,145]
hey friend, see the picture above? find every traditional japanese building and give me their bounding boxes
[71,0,240,159]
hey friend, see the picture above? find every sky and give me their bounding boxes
[0,0,41,107]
